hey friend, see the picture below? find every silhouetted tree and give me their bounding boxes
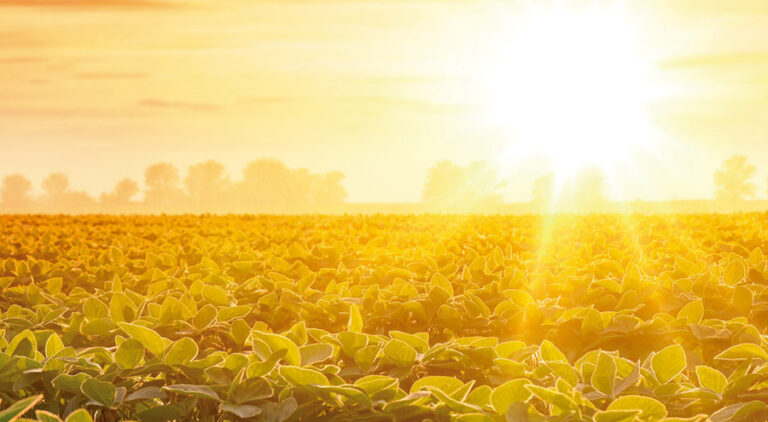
[185,160,230,211]
[1,174,33,210]
[41,173,69,200]
[312,171,347,206]
[39,172,96,211]
[422,160,504,208]
[100,178,139,209]
[423,161,463,203]
[145,162,185,209]
[241,159,296,210]
[714,155,756,201]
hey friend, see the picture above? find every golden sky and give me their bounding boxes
[2,0,768,202]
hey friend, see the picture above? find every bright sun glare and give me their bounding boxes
[479,3,657,177]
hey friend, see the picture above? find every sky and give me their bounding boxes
[1,0,768,202]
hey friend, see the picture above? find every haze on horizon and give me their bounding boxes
[2,0,768,203]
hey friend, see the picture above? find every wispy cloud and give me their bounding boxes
[0,56,49,64]
[74,72,149,80]
[0,0,183,8]
[139,99,221,111]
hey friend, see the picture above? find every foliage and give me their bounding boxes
[0,214,767,421]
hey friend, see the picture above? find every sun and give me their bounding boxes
[476,3,658,177]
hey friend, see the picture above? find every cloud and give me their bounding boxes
[74,72,149,80]
[350,96,466,113]
[139,99,221,111]
[0,0,182,8]
[140,97,297,112]
[0,56,49,64]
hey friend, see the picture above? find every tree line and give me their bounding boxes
[0,159,347,213]
[0,154,762,214]
[420,154,766,213]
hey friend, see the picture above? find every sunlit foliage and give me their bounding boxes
[0,214,767,420]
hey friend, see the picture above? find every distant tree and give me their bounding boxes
[38,172,96,212]
[1,174,33,209]
[532,173,556,206]
[41,173,69,200]
[241,159,296,210]
[423,161,463,203]
[144,162,185,209]
[185,160,230,211]
[100,178,139,209]
[714,155,756,201]
[422,160,504,207]
[114,179,139,202]
[312,171,347,207]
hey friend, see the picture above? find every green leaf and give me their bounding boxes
[426,386,480,413]
[45,334,64,358]
[279,365,329,386]
[81,378,116,407]
[540,340,568,363]
[63,410,93,422]
[526,385,577,412]
[592,351,617,397]
[117,322,166,356]
[52,373,89,394]
[594,410,641,422]
[125,386,167,402]
[253,332,301,366]
[696,365,727,395]
[114,338,144,369]
[164,337,198,366]
[35,410,62,422]
[163,384,220,401]
[217,305,251,322]
[410,376,464,394]
[312,385,373,409]
[723,259,747,285]
[338,331,368,358]
[651,344,686,384]
[348,304,363,333]
[382,339,417,368]
[247,350,285,378]
[6,330,36,358]
[430,273,454,297]
[607,395,667,421]
[299,343,333,366]
[202,284,229,306]
[159,296,189,324]
[390,331,429,354]
[355,375,399,396]
[135,405,185,422]
[221,403,262,418]
[109,292,136,323]
[582,308,604,335]
[230,377,274,404]
[677,299,703,325]
[35,411,63,422]
[715,343,768,361]
[490,379,532,415]
[710,400,766,422]
[0,395,42,422]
